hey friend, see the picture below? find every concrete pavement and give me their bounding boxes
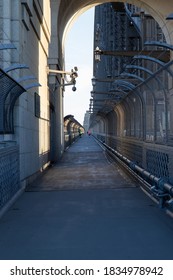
[0,135,173,260]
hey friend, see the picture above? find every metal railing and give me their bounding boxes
[94,136,173,210]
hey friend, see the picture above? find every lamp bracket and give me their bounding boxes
[47,66,78,90]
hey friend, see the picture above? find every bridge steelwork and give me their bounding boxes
[89,8,173,208]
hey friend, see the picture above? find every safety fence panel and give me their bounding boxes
[144,143,173,185]
[64,132,79,150]
[0,145,20,210]
[107,135,143,166]
[95,133,173,185]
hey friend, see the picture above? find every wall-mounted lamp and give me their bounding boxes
[94,46,102,62]
[47,66,78,91]
[91,75,123,87]
[91,76,96,87]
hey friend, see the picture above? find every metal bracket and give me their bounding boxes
[47,66,78,91]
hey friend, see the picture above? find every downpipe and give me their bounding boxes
[97,139,173,209]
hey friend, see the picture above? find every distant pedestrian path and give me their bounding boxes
[28,135,133,191]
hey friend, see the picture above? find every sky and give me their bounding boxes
[64,8,95,125]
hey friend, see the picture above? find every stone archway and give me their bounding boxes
[48,0,173,158]
[58,0,173,50]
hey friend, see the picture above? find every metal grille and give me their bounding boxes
[146,149,169,179]
[106,135,143,166]
[120,141,143,166]
[107,136,118,149]
[96,134,106,143]
[0,69,25,133]
[96,133,173,184]
[0,145,20,209]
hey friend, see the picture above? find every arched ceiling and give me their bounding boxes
[58,0,173,48]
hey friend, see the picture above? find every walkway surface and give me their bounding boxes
[0,135,173,260]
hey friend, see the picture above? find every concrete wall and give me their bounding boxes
[58,0,173,46]
[0,0,51,187]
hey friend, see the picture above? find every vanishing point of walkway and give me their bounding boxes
[0,135,173,260]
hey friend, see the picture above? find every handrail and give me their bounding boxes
[95,137,173,208]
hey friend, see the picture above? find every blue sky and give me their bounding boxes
[64,8,95,125]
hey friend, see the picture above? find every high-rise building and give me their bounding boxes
[83,110,90,132]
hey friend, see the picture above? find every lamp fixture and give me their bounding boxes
[91,76,96,87]
[47,66,78,91]
[94,46,102,62]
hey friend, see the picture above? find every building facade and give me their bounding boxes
[0,0,53,210]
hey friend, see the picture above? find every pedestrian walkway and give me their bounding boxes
[0,135,173,260]
[28,135,133,191]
